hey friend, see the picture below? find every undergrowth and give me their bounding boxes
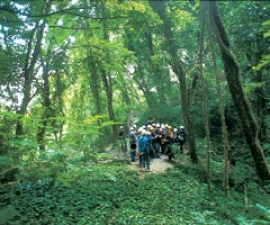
[1,160,270,225]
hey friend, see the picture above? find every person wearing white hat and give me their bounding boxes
[152,124,162,158]
[143,131,153,172]
[137,129,146,167]
[132,125,137,135]
[128,127,138,162]
[118,126,127,154]
[178,125,188,153]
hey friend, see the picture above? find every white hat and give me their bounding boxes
[146,131,151,135]
[130,127,135,131]
[180,126,184,129]
[137,127,143,134]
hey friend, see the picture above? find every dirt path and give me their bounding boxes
[127,154,181,178]
[106,147,188,178]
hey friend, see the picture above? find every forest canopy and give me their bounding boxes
[0,0,270,224]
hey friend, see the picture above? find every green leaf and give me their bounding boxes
[0,206,19,225]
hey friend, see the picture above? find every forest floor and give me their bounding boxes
[125,150,190,178]
[3,147,270,225]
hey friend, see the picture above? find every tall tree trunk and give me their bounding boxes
[254,71,267,142]
[89,64,102,119]
[82,16,102,122]
[15,5,48,137]
[52,73,66,147]
[198,9,211,189]
[37,60,51,150]
[134,63,155,109]
[243,1,268,142]
[101,3,117,140]
[37,21,75,151]
[150,1,198,163]
[144,26,167,106]
[125,30,157,110]
[209,34,231,197]
[206,0,270,181]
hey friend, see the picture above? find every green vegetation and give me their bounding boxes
[1,0,270,224]
[1,159,270,225]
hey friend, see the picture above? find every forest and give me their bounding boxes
[0,0,270,224]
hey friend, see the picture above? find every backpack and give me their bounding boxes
[138,136,146,153]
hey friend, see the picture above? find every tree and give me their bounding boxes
[14,2,50,137]
[224,2,270,143]
[198,4,211,189]
[206,0,270,181]
[149,0,198,163]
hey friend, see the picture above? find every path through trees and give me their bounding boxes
[126,152,189,178]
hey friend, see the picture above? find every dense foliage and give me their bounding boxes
[1,0,270,224]
[1,159,270,225]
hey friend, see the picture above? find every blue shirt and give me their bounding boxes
[138,136,146,153]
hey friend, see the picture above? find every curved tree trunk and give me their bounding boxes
[206,0,270,181]
[150,1,198,163]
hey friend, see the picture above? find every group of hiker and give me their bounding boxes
[118,119,188,172]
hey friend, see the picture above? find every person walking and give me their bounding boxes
[143,131,153,172]
[118,126,127,155]
[152,124,162,158]
[128,127,138,162]
[178,125,188,153]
